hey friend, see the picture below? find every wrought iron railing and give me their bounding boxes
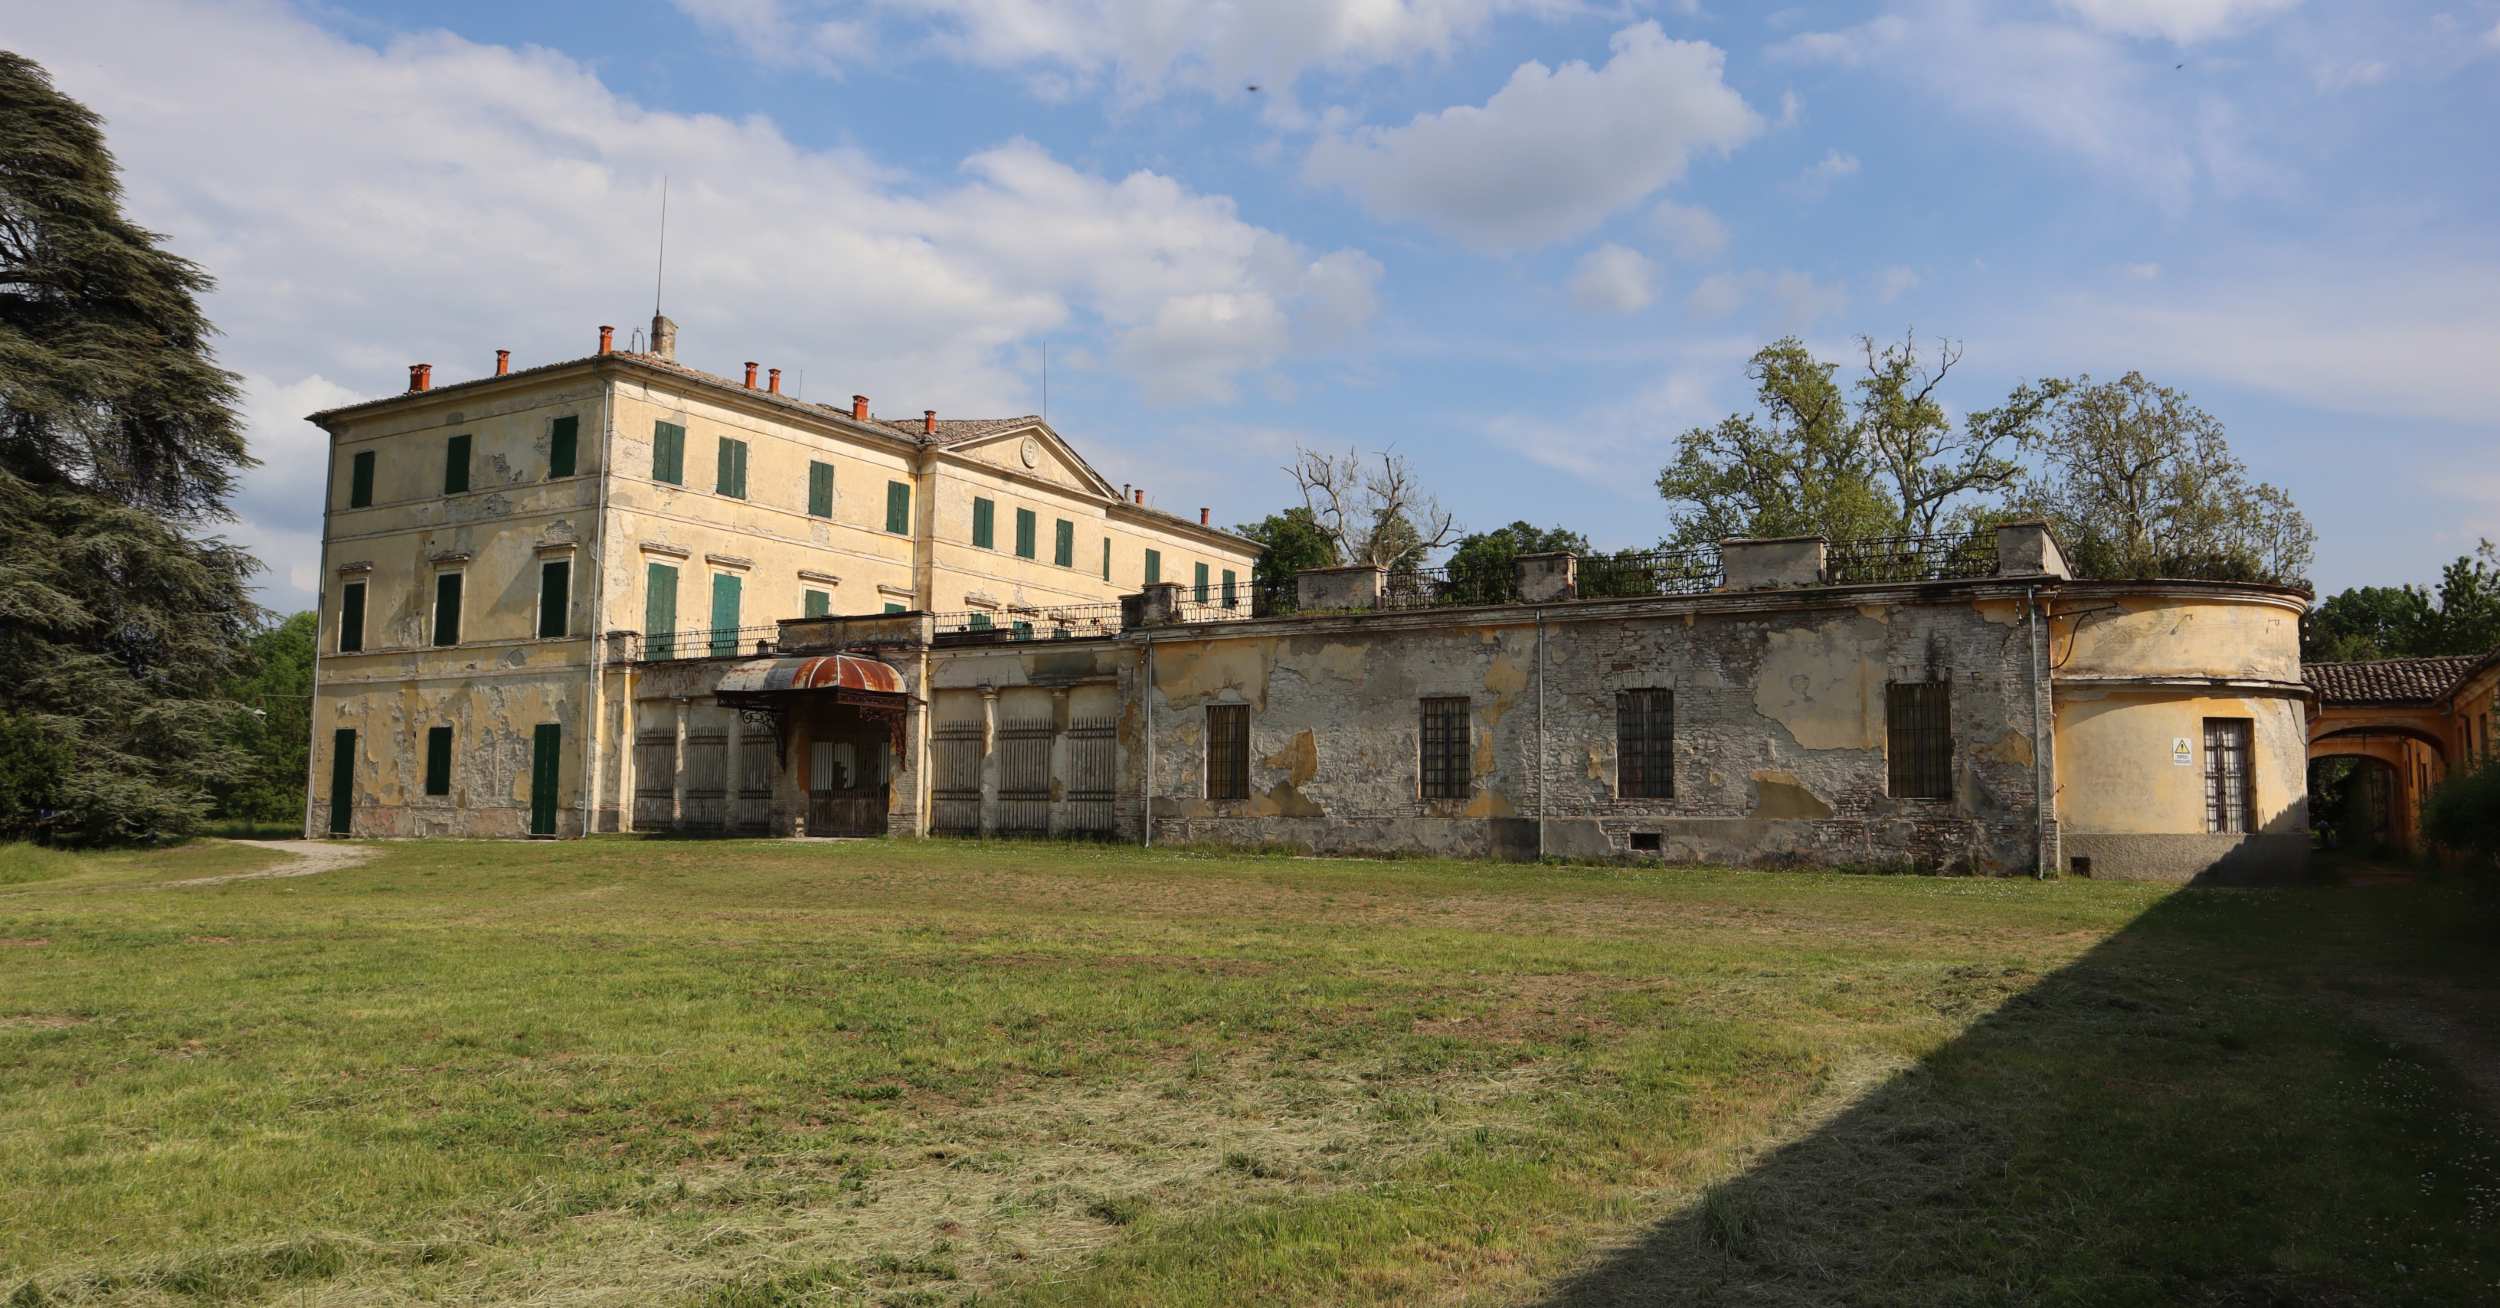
[931,603,1127,644]
[1577,546,1726,599]
[1824,531,1998,585]
[637,625,783,661]
[1379,565,1454,611]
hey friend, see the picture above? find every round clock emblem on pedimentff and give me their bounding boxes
[1019,436,1040,468]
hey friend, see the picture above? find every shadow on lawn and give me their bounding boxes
[1530,881,2499,1308]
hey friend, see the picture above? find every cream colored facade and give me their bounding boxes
[303,331,1256,838]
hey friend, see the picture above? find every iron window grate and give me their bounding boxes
[2204,717,2254,834]
[1207,704,1250,801]
[1617,689,1674,798]
[1886,681,1953,800]
[1419,696,1470,800]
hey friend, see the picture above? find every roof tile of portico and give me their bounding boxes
[2303,654,2487,706]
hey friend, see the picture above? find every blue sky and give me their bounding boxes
[16,0,2500,608]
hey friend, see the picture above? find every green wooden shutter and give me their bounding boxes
[338,581,365,653]
[808,461,834,517]
[716,438,747,497]
[1222,569,1237,608]
[529,723,561,836]
[328,729,355,835]
[884,602,906,614]
[1102,538,1111,580]
[538,559,570,638]
[804,588,831,619]
[349,450,375,508]
[644,562,678,660]
[432,573,463,646]
[886,481,911,534]
[424,725,453,796]
[1054,519,1074,567]
[549,416,578,477]
[652,421,685,484]
[1015,508,1037,559]
[972,497,995,548]
[1194,562,1209,603]
[709,573,741,656]
[968,612,991,630]
[444,433,471,494]
[1145,549,1161,584]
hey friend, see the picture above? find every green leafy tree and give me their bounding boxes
[2421,757,2500,882]
[210,611,316,823]
[0,53,260,844]
[2305,540,2500,661]
[1857,334,2063,536]
[1441,522,1590,605]
[2425,541,2500,656]
[2009,372,2314,587]
[1234,507,1336,611]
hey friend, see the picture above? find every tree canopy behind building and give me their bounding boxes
[2304,541,2500,662]
[0,52,260,844]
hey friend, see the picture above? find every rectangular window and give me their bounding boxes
[1015,507,1037,560]
[1012,619,1034,639]
[537,559,570,638]
[972,496,996,548]
[348,449,375,508]
[807,461,834,518]
[337,580,366,654]
[644,561,678,661]
[548,415,578,478]
[709,573,742,657]
[432,572,463,647]
[968,612,993,631]
[1419,697,1470,800]
[715,437,748,499]
[444,433,471,495]
[1222,569,1238,609]
[1144,548,1162,584]
[885,481,911,534]
[1102,538,1112,580]
[424,725,453,796]
[1207,704,1250,801]
[2204,717,2255,834]
[1194,561,1210,604]
[883,602,907,615]
[1054,519,1074,568]
[651,420,686,485]
[1886,681,1953,800]
[803,587,831,619]
[1616,689,1674,799]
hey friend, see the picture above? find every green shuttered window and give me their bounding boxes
[644,562,678,660]
[1194,561,1210,603]
[651,421,686,485]
[549,416,578,478]
[883,602,906,614]
[338,581,365,653]
[1144,549,1161,584]
[709,573,742,657]
[886,481,911,534]
[715,437,748,498]
[1054,519,1074,568]
[348,450,374,508]
[538,559,570,638]
[444,433,471,495]
[424,726,453,796]
[804,588,831,619]
[1102,538,1111,580]
[972,496,995,548]
[432,573,463,647]
[808,461,834,517]
[1221,569,1237,609]
[1015,508,1036,560]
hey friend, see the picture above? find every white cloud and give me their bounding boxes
[1687,272,1747,318]
[1776,88,1803,129]
[15,0,1380,606]
[1303,22,1761,251]
[1650,200,1730,261]
[2052,0,2299,45]
[1875,265,1919,302]
[1768,270,1848,328]
[1568,244,1658,314]
[674,0,870,73]
[2489,19,2500,50]
[1786,148,1860,200]
[2311,59,2387,91]
[2122,261,2163,280]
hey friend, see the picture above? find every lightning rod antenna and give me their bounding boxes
[653,176,669,317]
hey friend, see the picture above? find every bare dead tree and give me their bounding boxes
[1286,445,1460,569]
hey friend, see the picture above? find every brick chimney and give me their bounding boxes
[767,367,781,395]
[408,363,431,392]
[1133,488,1144,505]
[851,394,869,420]
[494,349,510,376]
[743,361,758,389]
[598,325,614,354]
[1199,507,1210,526]
[923,409,936,435]
[650,314,678,361]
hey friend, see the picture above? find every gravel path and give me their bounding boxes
[157,839,378,888]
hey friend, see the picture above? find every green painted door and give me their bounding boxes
[529,723,561,836]
[328,728,355,835]
[709,573,741,657]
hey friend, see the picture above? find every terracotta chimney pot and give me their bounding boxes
[494,349,510,376]
[1134,488,1144,505]
[743,361,759,389]
[768,367,781,395]
[923,409,937,435]
[408,363,431,392]
[851,394,869,420]
[1200,507,1210,526]
[598,325,614,354]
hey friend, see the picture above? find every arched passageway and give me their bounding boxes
[2307,754,2399,855]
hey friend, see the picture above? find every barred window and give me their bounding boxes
[1207,705,1250,801]
[1617,689,1674,798]
[1886,681,1952,800]
[2203,717,2254,834]
[1419,696,1470,800]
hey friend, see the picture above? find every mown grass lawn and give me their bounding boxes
[2,838,2494,1307]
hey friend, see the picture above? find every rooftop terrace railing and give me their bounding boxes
[636,624,784,661]
[930,602,1128,645]
[1577,546,1728,599]
[1823,530,1999,586]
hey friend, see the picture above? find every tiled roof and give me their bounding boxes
[870,415,1041,445]
[2303,655,2485,705]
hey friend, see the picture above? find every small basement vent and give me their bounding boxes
[2069,855,2093,878]
[1629,832,1663,854]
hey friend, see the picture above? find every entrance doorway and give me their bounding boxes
[328,728,355,835]
[806,715,891,837]
[530,723,561,837]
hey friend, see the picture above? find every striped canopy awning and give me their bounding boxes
[715,652,906,699]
